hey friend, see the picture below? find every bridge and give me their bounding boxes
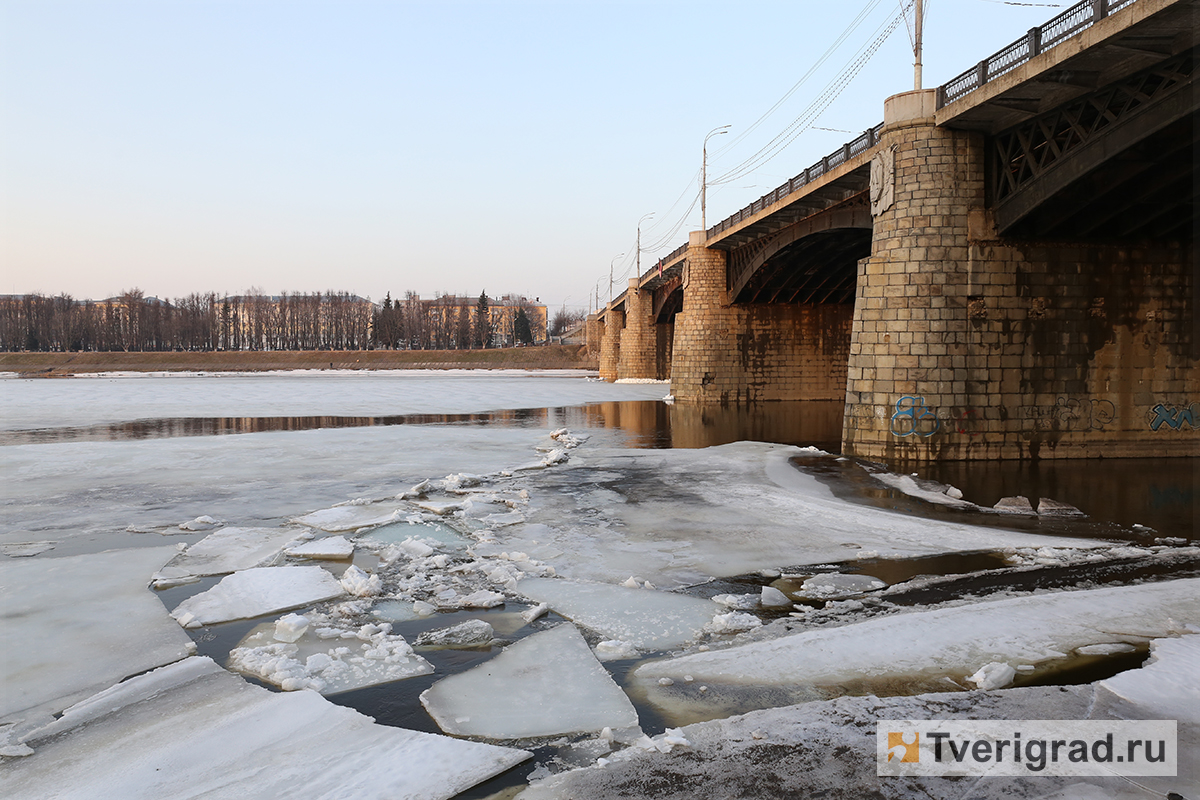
[591,0,1196,461]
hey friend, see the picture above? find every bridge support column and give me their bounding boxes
[585,314,604,358]
[618,278,657,380]
[670,231,852,403]
[842,89,1197,461]
[598,304,624,382]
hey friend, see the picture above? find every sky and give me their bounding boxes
[1,0,1069,315]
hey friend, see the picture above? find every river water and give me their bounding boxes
[1,371,1194,798]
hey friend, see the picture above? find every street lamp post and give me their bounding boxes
[608,253,625,306]
[701,125,730,235]
[636,212,654,281]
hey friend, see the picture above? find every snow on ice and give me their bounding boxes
[170,565,346,627]
[0,547,195,736]
[4,657,529,800]
[421,624,639,739]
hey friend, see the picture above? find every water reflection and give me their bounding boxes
[2,399,845,451]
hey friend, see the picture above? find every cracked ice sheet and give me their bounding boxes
[295,501,409,532]
[0,547,195,734]
[152,526,310,584]
[170,565,345,627]
[420,624,639,739]
[517,577,721,651]
[505,442,1104,587]
[5,657,530,800]
[631,578,1200,723]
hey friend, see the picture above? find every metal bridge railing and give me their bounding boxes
[938,0,1143,108]
[706,122,885,239]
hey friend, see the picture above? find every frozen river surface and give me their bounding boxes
[1,371,1196,799]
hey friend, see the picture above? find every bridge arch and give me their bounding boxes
[726,200,872,303]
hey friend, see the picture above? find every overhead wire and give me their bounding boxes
[709,1,912,188]
[604,0,912,290]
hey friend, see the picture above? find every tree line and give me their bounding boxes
[0,289,578,353]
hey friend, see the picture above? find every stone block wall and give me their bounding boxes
[841,91,1198,460]
[618,280,657,380]
[598,305,624,382]
[671,234,853,403]
[585,314,604,357]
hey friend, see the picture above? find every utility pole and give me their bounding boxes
[914,0,924,90]
[636,213,654,282]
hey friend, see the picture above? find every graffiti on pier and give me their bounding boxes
[1148,402,1199,432]
[890,396,940,438]
[949,407,982,438]
[1022,397,1115,432]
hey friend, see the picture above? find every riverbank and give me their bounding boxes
[0,345,596,376]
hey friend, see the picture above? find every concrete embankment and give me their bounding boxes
[1,345,598,376]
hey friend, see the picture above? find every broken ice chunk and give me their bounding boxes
[274,613,310,643]
[760,586,792,607]
[340,565,382,597]
[153,527,308,586]
[1037,498,1085,517]
[711,593,760,610]
[179,515,220,531]
[5,657,528,799]
[0,541,56,558]
[414,620,495,648]
[170,566,345,627]
[295,502,405,532]
[967,662,1016,690]
[594,640,640,661]
[458,590,506,609]
[993,496,1036,514]
[420,624,639,739]
[707,612,762,634]
[285,535,354,560]
[797,573,886,600]
[517,577,720,651]
[229,622,433,694]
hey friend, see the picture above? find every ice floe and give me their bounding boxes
[228,619,433,693]
[0,548,195,735]
[796,572,887,600]
[295,500,408,532]
[517,577,721,651]
[152,526,309,586]
[631,578,1200,720]
[421,624,639,739]
[414,619,495,648]
[170,565,346,627]
[284,535,354,559]
[5,657,529,800]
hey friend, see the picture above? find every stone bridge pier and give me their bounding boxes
[842,89,1196,461]
[668,232,853,403]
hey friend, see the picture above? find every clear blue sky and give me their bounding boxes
[2,0,1064,314]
